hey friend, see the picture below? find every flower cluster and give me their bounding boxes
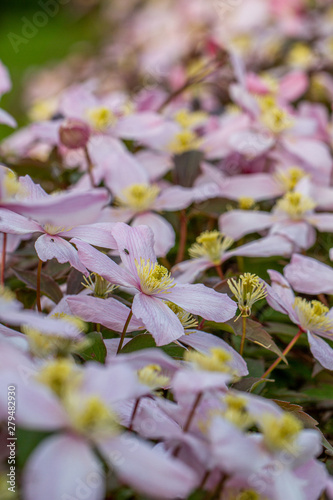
[1,1,333,499]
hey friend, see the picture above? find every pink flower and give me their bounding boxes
[0,61,16,128]
[72,223,237,345]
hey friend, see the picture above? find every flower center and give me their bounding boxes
[43,223,72,235]
[82,273,117,298]
[165,301,198,332]
[189,230,233,265]
[260,412,302,452]
[135,258,175,295]
[86,106,117,130]
[238,197,256,210]
[116,183,160,212]
[274,166,306,192]
[36,358,82,397]
[174,109,207,129]
[258,96,293,134]
[3,170,24,200]
[137,364,170,389]
[274,191,316,219]
[168,129,202,154]
[184,347,233,373]
[228,273,267,318]
[69,395,120,435]
[293,298,333,333]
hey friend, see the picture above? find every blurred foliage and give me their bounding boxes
[0,0,101,140]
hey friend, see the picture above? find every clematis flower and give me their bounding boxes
[0,187,115,273]
[172,230,234,283]
[265,270,333,370]
[2,356,197,500]
[284,253,333,295]
[100,179,198,256]
[72,223,237,345]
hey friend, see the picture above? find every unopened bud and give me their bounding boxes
[59,118,90,149]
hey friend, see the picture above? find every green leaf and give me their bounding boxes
[76,332,107,363]
[226,318,288,363]
[173,150,203,187]
[13,268,63,304]
[17,428,53,468]
[66,268,85,295]
[304,385,333,401]
[120,334,156,353]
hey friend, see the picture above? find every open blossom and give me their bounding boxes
[0,186,115,273]
[265,270,333,370]
[72,222,237,345]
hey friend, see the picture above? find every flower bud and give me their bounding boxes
[59,118,90,149]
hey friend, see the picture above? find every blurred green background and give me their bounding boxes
[0,0,101,140]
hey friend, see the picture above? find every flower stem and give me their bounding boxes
[84,146,95,188]
[175,210,187,264]
[173,392,202,457]
[117,309,133,354]
[128,397,141,431]
[36,259,43,312]
[239,316,247,356]
[215,264,224,280]
[262,328,303,379]
[1,232,7,286]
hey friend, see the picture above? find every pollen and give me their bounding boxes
[137,364,170,389]
[287,43,313,68]
[69,395,120,435]
[35,358,81,397]
[258,95,293,134]
[43,223,72,235]
[165,301,198,332]
[274,192,316,219]
[238,197,256,210]
[116,183,160,212]
[274,166,307,191]
[223,393,254,430]
[168,129,202,154]
[228,273,267,318]
[189,230,233,265]
[135,258,175,295]
[261,412,302,452]
[184,347,233,373]
[293,298,333,334]
[51,312,87,332]
[3,170,24,200]
[82,272,118,298]
[174,109,207,129]
[86,106,117,130]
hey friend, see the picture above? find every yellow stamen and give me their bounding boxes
[137,364,170,389]
[165,301,198,332]
[116,183,160,212]
[174,109,207,129]
[260,412,302,452]
[43,223,72,235]
[135,258,175,295]
[189,230,233,265]
[168,130,202,154]
[184,347,233,373]
[274,166,307,191]
[3,170,24,200]
[274,191,316,219]
[237,490,262,500]
[86,106,117,130]
[293,298,333,334]
[69,395,120,435]
[258,96,294,134]
[228,273,267,318]
[28,98,58,122]
[287,43,313,68]
[36,358,81,397]
[0,286,15,302]
[82,273,117,298]
[238,197,256,210]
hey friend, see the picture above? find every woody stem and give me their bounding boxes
[84,146,95,188]
[215,264,224,280]
[262,328,303,379]
[117,309,133,354]
[239,316,247,356]
[36,259,43,312]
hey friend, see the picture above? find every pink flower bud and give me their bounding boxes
[59,118,90,149]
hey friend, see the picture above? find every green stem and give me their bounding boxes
[36,259,43,312]
[215,264,224,280]
[239,316,246,356]
[262,328,303,379]
[117,309,133,354]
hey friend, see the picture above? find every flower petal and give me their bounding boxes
[307,332,333,371]
[35,234,88,273]
[132,212,175,257]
